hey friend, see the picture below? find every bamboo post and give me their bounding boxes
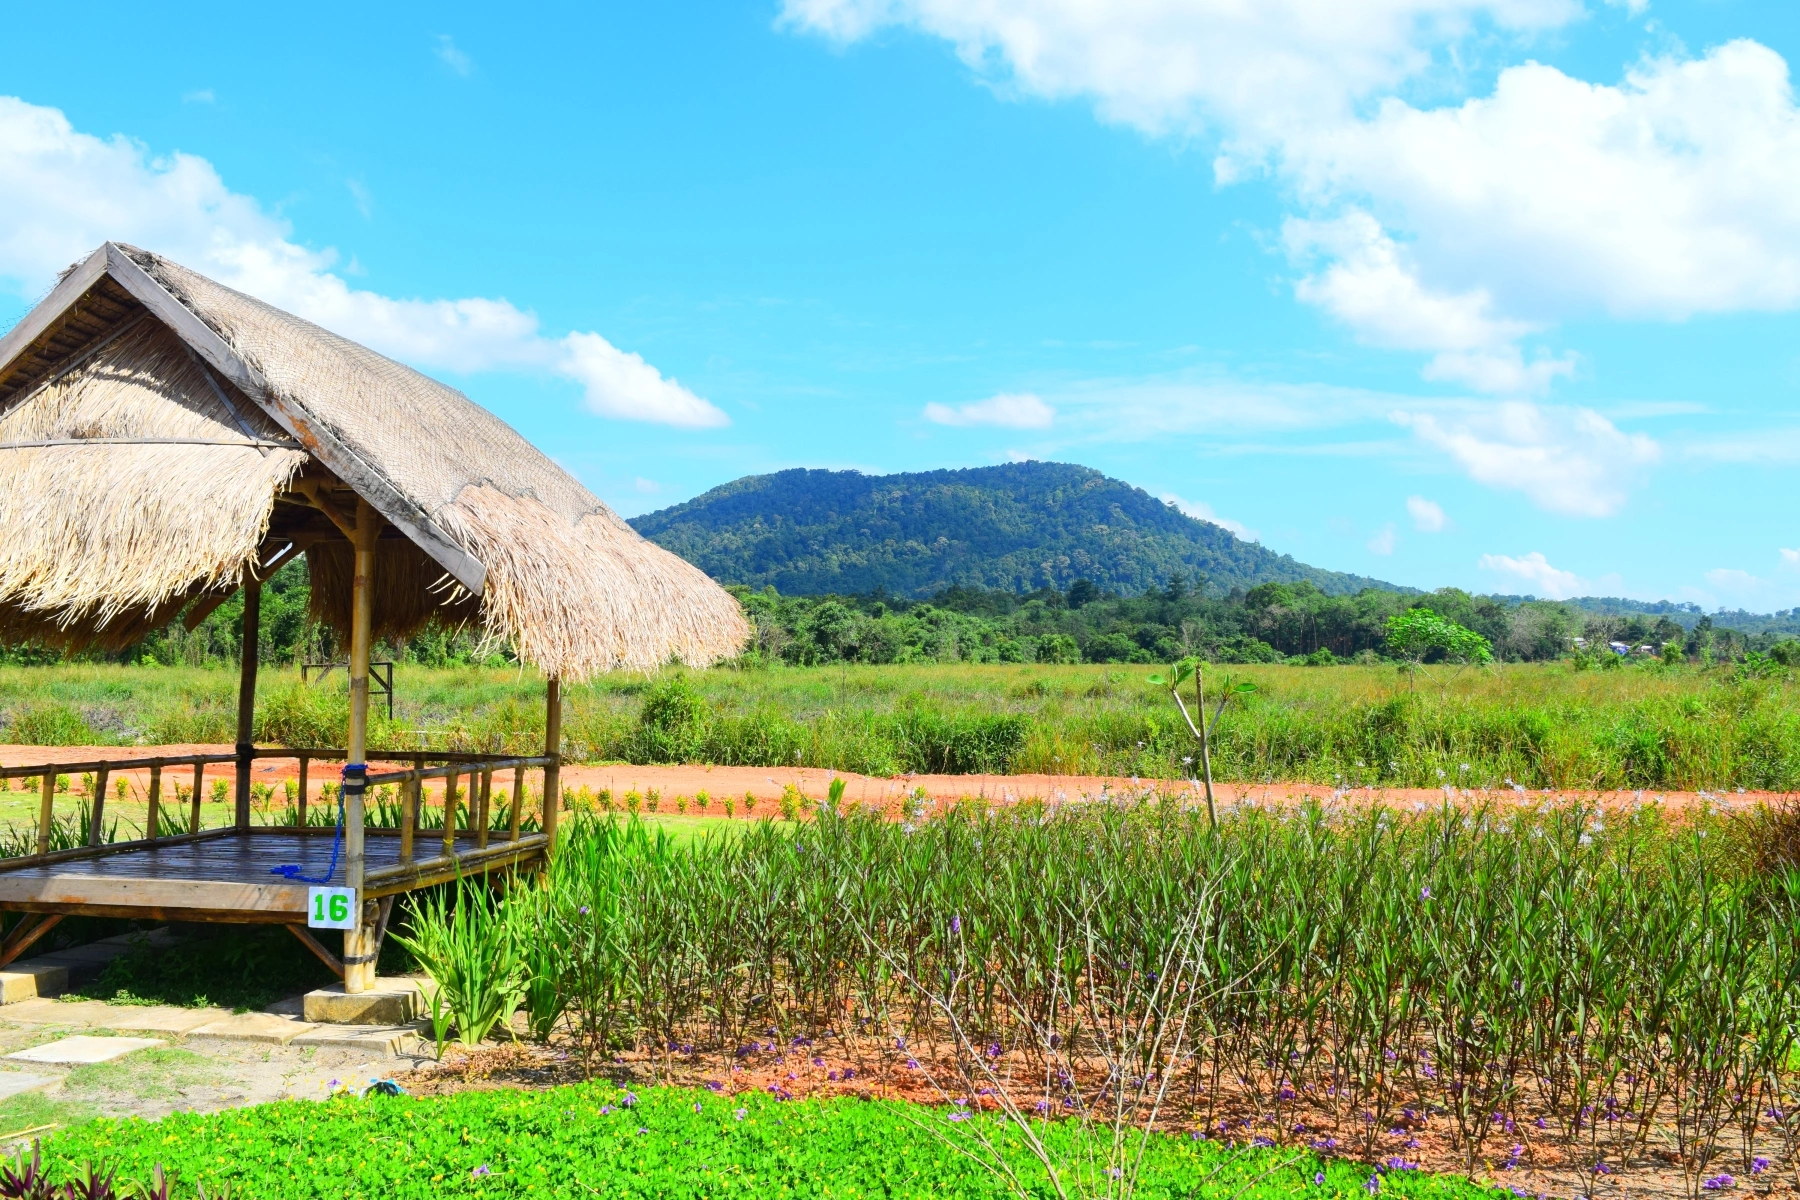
[441,770,458,859]
[296,755,309,828]
[87,767,110,848]
[146,765,162,842]
[189,762,204,835]
[476,768,492,849]
[399,777,416,864]
[342,499,378,994]
[35,772,54,857]
[543,678,562,853]
[510,762,525,843]
[235,576,261,830]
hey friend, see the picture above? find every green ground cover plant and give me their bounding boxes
[410,804,1800,1196]
[3,660,1798,791]
[44,1082,1498,1200]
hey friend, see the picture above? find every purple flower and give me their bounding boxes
[1383,1158,1418,1172]
[578,905,590,915]
[950,915,962,934]
[1364,1173,1382,1195]
[637,1127,648,1136]
[1252,1136,1275,1148]
[599,1105,614,1115]
[1315,1173,1327,1187]
[906,1058,919,1070]
[621,1091,638,1107]
[1752,1158,1771,1176]
[734,1108,747,1121]
[1593,1162,1612,1176]
[1421,886,1431,900]
[949,1111,971,1122]
[693,1101,702,1113]
[472,1164,490,1177]
[705,1080,724,1092]
[895,1037,906,1050]
[1702,1175,1734,1191]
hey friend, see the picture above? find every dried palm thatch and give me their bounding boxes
[0,244,749,676]
[0,317,304,649]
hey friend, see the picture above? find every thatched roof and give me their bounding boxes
[0,243,748,677]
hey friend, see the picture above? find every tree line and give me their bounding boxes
[3,563,1791,670]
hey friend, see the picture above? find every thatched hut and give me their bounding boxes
[0,243,746,992]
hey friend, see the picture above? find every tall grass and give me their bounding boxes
[2,661,1797,789]
[410,801,1800,1194]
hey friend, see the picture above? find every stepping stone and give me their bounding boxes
[97,1006,227,1035]
[0,1073,57,1100]
[292,1025,421,1055]
[0,1000,116,1026]
[7,1035,162,1064]
[189,1012,316,1045]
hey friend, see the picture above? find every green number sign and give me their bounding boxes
[307,886,358,930]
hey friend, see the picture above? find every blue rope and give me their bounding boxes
[270,763,359,884]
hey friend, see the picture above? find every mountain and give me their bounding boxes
[629,462,1406,598]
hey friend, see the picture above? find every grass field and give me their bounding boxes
[0,659,1795,790]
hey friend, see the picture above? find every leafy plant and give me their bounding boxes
[392,877,526,1054]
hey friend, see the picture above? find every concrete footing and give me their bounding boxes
[302,977,426,1026]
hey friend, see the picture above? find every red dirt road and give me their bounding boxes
[0,744,1782,816]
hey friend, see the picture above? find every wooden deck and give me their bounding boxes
[0,747,557,976]
[0,827,549,922]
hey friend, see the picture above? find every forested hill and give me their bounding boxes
[629,462,1404,598]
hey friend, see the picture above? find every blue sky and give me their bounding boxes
[2,0,1798,608]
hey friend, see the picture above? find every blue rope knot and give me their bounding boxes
[271,762,363,884]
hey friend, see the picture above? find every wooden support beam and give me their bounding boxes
[286,924,345,979]
[146,766,162,842]
[235,576,260,831]
[87,768,110,849]
[35,772,53,858]
[189,761,204,835]
[476,768,492,850]
[342,498,377,995]
[510,762,525,843]
[543,678,562,854]
[441,770,458,860]
[296,755,309,829]
[0,913,63,967]
[399,778,416,864]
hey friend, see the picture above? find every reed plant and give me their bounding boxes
[398,800,1800,1195]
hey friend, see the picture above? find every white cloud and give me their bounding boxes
[1162,493,1258,542]
[1782,548,1800,568]
[780,0,1577,139]
[435,35,473,77]
[1286,212,1576,394]
[1479,550,1583,599]
[1367,523,1397,555]
[181,89,214,105]
[1705,567,1767,592]
[783,6,1800,392]
[633,477,660,494]
[1406,495,1447,532]
[564,333,728,428]
[923,392,1055,429]
[1394,402,1659,517]
[0,97,726,429]
[1291,44,1800,324]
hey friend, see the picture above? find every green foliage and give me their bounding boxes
[634,675,709,764]
[631,462,1403,597]
[73,927,336,1012]
[1384,608,1493,665]
[394,880,527,1053]
[389,803,1800,1191]
[40,1083,1494,1200]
